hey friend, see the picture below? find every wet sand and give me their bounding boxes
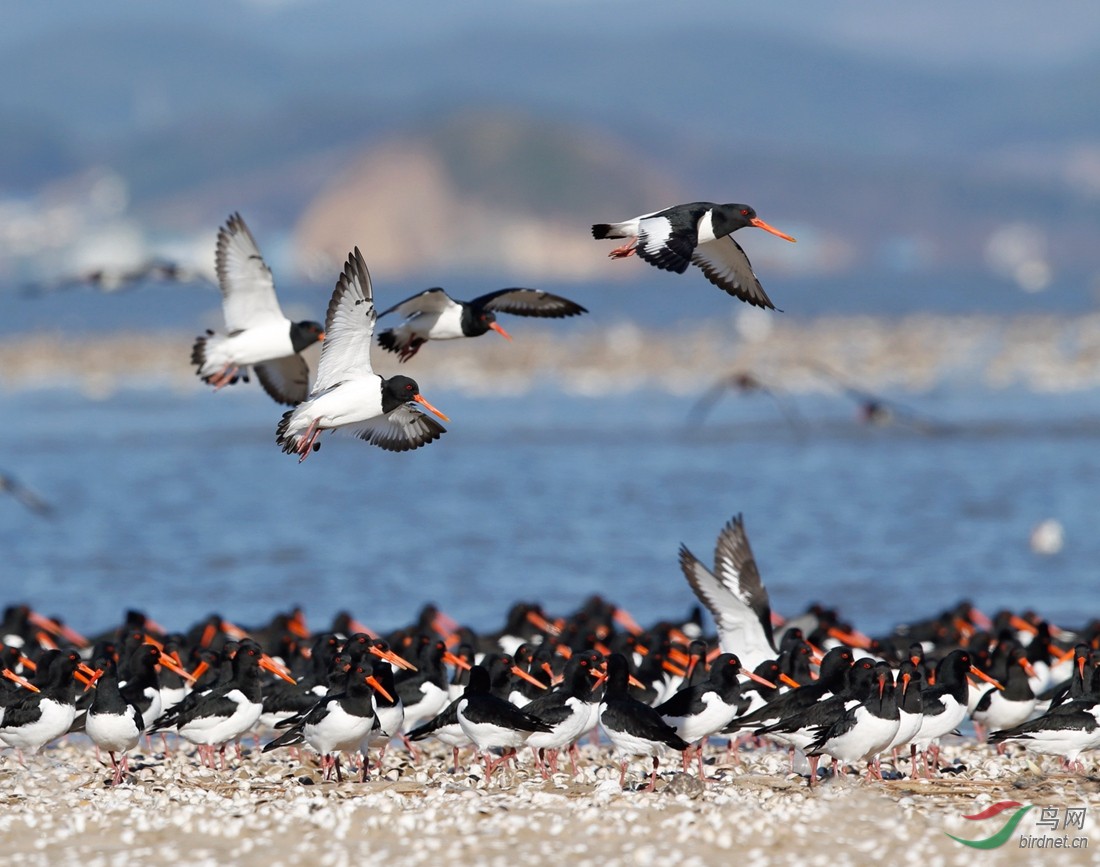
[1,737,1096,866]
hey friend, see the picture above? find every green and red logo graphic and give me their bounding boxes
[945,801,1033,849]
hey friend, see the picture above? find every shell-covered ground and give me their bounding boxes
[2,736,1097,866]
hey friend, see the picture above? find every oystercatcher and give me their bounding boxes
[678,514,778,671]
[192,213,325,405]
[598,653,689,791]
[988,681,1100,773]
[805,661,900,783]
[912,649,1001,778]
[522,650,602,777]
[592,202,795,309]
[971,645,1037,748]
[84,659,144,785]
[456,664,553,781]
[0,649,93,762]
[275,248,449,460]
[656,652,774,779]
[263,663,391,782]
[158,640,294,769]
[376,287,587,362]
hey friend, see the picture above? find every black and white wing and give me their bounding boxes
[215,213,287,331]
[635,214,696,274]
[253,356,312,406]
[377,288,458,321]
[473,288,588,319]
[691,236,776,309]
[347,405,446,453]
[312,248,376,394]
[679,514,777,670]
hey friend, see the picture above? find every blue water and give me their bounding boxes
[4,382,1099,641]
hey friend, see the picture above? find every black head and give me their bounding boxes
[461,305,498,338]
[711,204,759,235]
[380,375,422,414]
[712,204,796,244]
[289,320,326,353]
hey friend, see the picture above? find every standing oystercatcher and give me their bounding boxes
[523,650,602,777]
[276,248,449,460]
[376,287,587,362]
[456,664,553,782]
[592,202,795,309]
[805,661,901,783]
[84,658,144,785]
[264,663,392,782]
[657,652,774,779]
[160,640,295,769]
[912,649,1001,778]
[0,649,93,762]
[598,653,689,791]
[192,213,325,405]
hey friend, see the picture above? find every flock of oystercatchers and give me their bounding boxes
[8,201,1093,792]
[0,517,1096,790]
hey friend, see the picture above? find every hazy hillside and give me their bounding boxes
[2,3,1099,312]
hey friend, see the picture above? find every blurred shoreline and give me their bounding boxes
[4,312,1100,398]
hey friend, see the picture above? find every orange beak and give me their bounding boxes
[779,673,802,689]
[745,670,777,689]
[511,665,548,690]
[288,613,310,640]
[612,608,643,636]
[189,659,211,682]
[525,610,561,637]
[1018,657,1038,679]
[260,654,297,685]
[970,665,1004,691]
[901,671,911,696]
[413,393,449,422]
[443,650,472,671]
[749,217,796,243]
[1009,615,1039,636]
[347,617,377,638]
[2,668,39,692]
[369,644,417,672]
[28,611,89,648]
[488,321,512,341]
[827,626,872,650]
[158,652,197,683]
[221,621,251,640]
[366,674,394,703]
[662,659,687,678]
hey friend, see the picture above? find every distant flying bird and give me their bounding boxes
[0,472,53,517]
[686,371,804,431]
[810,362,950,435]
[191,213,326,406]
[276,247,450,461]
[592,202,796,309]
[22,259,211,296]
[376,287,587,362]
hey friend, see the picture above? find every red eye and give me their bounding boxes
[741,209,749,216]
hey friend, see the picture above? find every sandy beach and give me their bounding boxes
[1,735,1096,866]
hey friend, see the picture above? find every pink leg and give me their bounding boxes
[644,756,660,792]
[608,239,637,259]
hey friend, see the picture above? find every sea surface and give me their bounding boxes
[3,379,1099,641]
